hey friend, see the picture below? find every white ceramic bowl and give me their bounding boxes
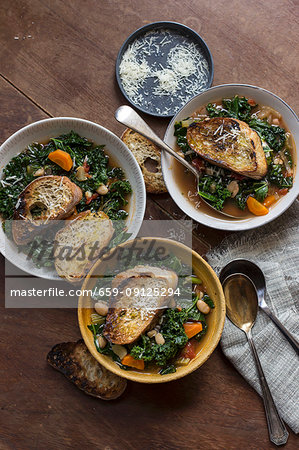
[0,117,146,279]
[162,84,299,231]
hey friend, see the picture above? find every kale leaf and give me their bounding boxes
[268,164,293,188]
[130,309,188,367]
[253,181,269,202]
[159,365,176,375]
[206,96,253,121]
[88,323,128,370]
[234,180,269,209]
[174,122,196,161]
[197,175,232,210]
[249,118,286,152]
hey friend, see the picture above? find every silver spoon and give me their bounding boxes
[220,259,299,354]
[115,105,240,219]
[223,273,289,446]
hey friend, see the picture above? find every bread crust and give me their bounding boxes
[47,339,127,400]
[121,128,167,194]
[187,117,268,179]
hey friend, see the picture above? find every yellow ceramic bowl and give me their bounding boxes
[78,238,225,383]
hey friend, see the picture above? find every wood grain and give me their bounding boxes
[0,1,298,449]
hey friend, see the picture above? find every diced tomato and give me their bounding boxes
[192,158,205,172]
[248,99,257,107]
[278,188,288,196]
[83,159,90,173]
[85,193,99,205]
[180,340,197,360]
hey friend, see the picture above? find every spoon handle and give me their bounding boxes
[261,305,299,355]
[115,105,199,177]
[246,329,289,446]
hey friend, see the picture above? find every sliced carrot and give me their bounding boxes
[183,322,203,339]
[279,188,288,196]
[121,354,145,370]
[247,196,269,216]
[48,149,73,171]
[263,195,276,208]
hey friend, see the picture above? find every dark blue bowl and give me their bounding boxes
[115,21,214,118]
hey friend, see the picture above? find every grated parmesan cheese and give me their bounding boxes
[118,29,210,116]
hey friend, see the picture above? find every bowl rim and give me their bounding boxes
[115,21,214,118]
[78,237,226,383]
[0,116,146,279]
[162,83,299,231]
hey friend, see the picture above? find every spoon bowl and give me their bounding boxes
[223,273,258,333]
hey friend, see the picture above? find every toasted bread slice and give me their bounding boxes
[187,117,267,179]
[12,176,82,245]
[47,340,127,400]
[54,210,114,283]
[104,266,178,345]
[121,128,167,194]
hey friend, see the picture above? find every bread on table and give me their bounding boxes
[121,128,167,194]
[47,339,127,400]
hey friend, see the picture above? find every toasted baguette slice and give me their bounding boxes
[12,176,82,245]
[47,340,127,400]
[187,117,267,179]
[54,210,114,283]
[104,266,178,345]
[121,128,167,194]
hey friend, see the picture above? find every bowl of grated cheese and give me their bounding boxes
[116,21,214,117]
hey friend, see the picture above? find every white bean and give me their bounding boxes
[227,180,239,198]
[94,301,108,316]
[155,333,165,345]
[33,168,45,177]
[76,166,88,181]
[195,286,204,299]
[196,299,210,314]
[96,184,109,195]
[97,335,107,349]
[147,330,157,338]
[85,190,92,200]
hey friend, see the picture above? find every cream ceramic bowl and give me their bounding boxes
[78,238,226,383]
[162,84,299,231]
[0,117,146,279]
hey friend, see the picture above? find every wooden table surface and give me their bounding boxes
[0,1,298,449]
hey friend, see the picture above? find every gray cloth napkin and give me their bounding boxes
[207,200,299,433]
